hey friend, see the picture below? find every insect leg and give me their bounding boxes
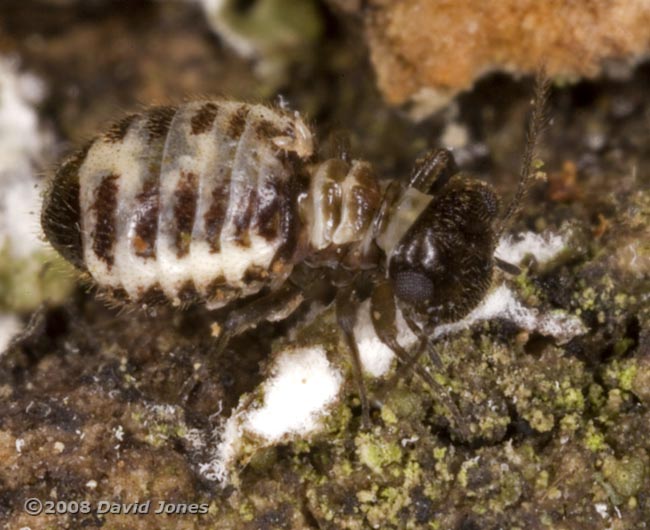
[495,256,521,275]
[407,148,458,194]
[335,285,371,429]
[179,283,305,405]
[317,127,352,163]
[334,130,352,163]
[213,282,305,358]
[370,280,469,438]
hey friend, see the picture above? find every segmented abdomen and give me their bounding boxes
[50,101,312,307]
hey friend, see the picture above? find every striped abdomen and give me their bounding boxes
[42,101,314,307]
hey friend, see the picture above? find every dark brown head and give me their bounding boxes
[41,147,86,269]
[388,175,499,324]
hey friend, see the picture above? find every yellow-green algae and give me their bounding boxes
[0,243,75,313]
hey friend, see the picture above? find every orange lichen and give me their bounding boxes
[365,0,650,111]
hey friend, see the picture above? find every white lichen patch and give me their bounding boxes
[0,57,46,168]
[353,282,586,380]
[0,56,72,315]
[183,428,208,451]
[0,313,21,355]
[594,502,610,520]
[496,228,571,266]
[353,298,418,378]
[200,345,342,482]
[433,284,586,344]
[246,346,343,439]
[0,55,51,259]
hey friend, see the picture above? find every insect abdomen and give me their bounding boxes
[43,101,313,307]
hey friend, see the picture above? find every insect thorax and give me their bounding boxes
[300,157,383,269]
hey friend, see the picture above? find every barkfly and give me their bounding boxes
[42,73,549,432]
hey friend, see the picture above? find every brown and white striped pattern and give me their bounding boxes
[303,158,381,253]
[76,101,313,307]
[44,99,391,309]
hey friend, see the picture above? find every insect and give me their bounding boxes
[42,78,548,433]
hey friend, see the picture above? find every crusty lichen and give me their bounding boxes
[363,0,650,115]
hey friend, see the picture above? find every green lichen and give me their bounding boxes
[383,387,423,421]
[380,404,398,425]
[457,457,478,489]
[355,431,402,474]
[356,486,377,504]
[588,383,606,409]
[128,406,190,449]
[535,470,549,490]
[584,422,608,452]
[618,360,637,391]
[529,409,555,432]
[364,485,411,528]
[432,447,445,463]
[555,386,585,412]
[602,455,646,499]
[248,446,278,472]
[631,357,650,405]
[238,500,255,522]
[514,270,542,304]
[0,244,75,312]
[603,359,638,392]
[558,413,580,436]
[496,471,524,509]
[603,388,625,416]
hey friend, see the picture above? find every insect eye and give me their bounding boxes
[393,271,434,305]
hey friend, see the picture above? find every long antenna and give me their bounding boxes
[497,68,551,237]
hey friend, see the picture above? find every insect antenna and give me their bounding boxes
[496,68,551,238]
